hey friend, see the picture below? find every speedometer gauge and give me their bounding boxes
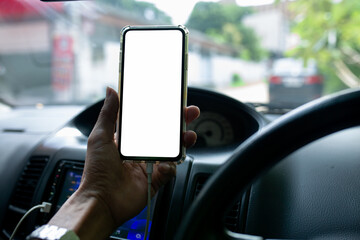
[188,112,234,147]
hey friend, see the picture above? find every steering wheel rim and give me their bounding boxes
[175,88,360,240]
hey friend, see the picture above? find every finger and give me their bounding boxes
[185,105,200,124]
[184,130,197,148]
[91,87,119,142]
[151,162,176,192]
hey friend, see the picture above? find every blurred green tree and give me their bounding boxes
[288,0,360,93]
[186,1,266,61]
[97,0,171,23]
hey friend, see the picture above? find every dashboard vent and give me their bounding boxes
[225,201,241,232]
[11,156,49,209]
[194,176,207,197]
[193,175,241,232]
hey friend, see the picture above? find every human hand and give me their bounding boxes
[49,87,200,239]
[82,86,199,224]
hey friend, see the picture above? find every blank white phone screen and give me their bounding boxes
[120,30,184,158]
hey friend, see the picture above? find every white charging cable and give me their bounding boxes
[9,202,52,240]
[144,163,153,240]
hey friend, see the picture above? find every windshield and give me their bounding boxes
[0,0,357,108]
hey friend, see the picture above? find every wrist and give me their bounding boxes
[48,187,116,240]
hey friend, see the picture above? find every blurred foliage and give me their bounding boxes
[96,0,171,23]
[231,73,244,87]
[288,0,360,93]
[186,1,266,61]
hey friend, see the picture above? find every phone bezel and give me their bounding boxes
[117,25,188,163]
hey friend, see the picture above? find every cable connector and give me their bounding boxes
[40,202,52,213]
[146,162,153,184]
[9,202,52,240]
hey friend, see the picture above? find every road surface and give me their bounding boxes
[217,82,269,104]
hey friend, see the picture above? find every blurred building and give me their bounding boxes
[0,0,268,104]
[243,1,292,56]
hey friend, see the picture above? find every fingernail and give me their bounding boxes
[106,87,111,99]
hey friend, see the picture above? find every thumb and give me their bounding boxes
[89,87,119,145]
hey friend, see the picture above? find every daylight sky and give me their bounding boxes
[144,0,275,24]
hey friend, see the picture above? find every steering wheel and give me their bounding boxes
[175,88,360,240]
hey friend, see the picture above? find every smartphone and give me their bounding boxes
[117,25,188,162]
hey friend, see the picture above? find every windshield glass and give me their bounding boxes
[0,0,357,108]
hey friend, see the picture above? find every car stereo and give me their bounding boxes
[43,160,155,240]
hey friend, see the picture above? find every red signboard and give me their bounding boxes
[0,0,63,19]
[52,36,74,91]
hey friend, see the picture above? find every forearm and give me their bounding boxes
[48,188,116,240]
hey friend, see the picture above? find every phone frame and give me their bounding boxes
[117,25,189,163]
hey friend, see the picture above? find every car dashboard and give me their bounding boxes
[0,87,266,239]
[1,87,360,240]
